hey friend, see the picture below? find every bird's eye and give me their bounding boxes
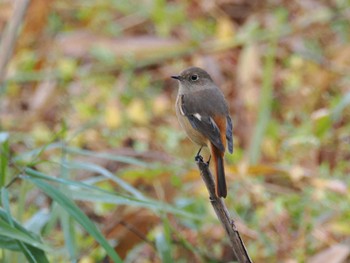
[190,74,199,81]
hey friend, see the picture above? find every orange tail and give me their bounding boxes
[210,143,227,198]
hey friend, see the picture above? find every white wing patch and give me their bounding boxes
[179,104,185,115]
[193,113,202,121]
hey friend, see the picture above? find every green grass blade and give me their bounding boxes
[331,92,350,122]
[25,167,109,192]
[1,188,50,263]
[0,132,9,187]
[0,208,51,250]
[67,188,202,220]
[12,142,63,163]
[158,217,173,263]
[66,160,145,198]
[155,224,173,263]
[248,10,286,164]
[14,143,153,168]
[0,236,21,251]
[26,177,122,263]
[60,154,78,261]
[23,209,51,235]
[60,211,76,261]
[65,146,151,167]
[0,217,51,252]
[24,167,202,220]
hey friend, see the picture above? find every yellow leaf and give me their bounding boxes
[105,102,121,128]
[78,256,95,263]
[32,123,53,143]
[57,58,77,80]
[7,83,20,97]
[328,222,350,235]
[216,17,235,42]
[262,138,278,159]
[126,99,149,125]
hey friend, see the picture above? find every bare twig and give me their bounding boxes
[196,156,252,263]
[0,0,31,85]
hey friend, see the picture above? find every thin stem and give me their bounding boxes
[196,158,252,263]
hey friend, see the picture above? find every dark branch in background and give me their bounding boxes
[195,156,252,263]
[0,0,31,85]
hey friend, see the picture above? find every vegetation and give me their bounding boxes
[0,0,349,262]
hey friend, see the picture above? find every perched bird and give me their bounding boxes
[172,67,233,198]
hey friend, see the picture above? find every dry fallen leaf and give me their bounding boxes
[311,178,348,195]
[57,31,186,60]
[308,244,350,263]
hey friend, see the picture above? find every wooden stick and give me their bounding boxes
[196,156,252,263]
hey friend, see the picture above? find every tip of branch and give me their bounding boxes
[196,156,211,172]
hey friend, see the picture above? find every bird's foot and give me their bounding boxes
[195,146,204,162]
[206,155,211,165]
[195,154,204,163]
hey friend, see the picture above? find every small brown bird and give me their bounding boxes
[172,67,233,198]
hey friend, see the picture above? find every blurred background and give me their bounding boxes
[0,0,350,262]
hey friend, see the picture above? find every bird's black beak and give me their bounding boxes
[171,75,180,80]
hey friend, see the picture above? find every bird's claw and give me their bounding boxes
[206,155,211,165]
[195,154,204,163]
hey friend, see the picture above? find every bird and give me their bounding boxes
[172,67,233,198]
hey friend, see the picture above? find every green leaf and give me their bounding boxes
[312,110,331,138]
[0,132,9,187]
[66,160,145,199]
[0,214,51,252]
[0,188,50,263]
[60,154,78,261]
[155,228,173,263]
[15,143,151,168]
[0,235,21,251]
[60,211,77,261]
[13,142,62,164]
[26,177,122,263]
[24,209,51,235]
[24,167,201,220]
[332,92,350,122]
[248,10,286,164]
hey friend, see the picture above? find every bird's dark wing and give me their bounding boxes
[179,94,225,152]
[226,115,233,153]
[187,114,225,152]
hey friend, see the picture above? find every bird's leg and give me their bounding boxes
[206,155,211,165]
[195,146,203,162]
[196,146,203,156]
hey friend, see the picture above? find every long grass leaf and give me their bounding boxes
[0,132,9,187]
[0,189,50,262]
[331,92,350,122]
[65,146,151,167]
[66,160,144,198]
[27,177,122,263]
[0,217,51,252]
[248,10,286,164]
[24,168,201,220]
[60,155,77,261]
[13,142,63,164]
